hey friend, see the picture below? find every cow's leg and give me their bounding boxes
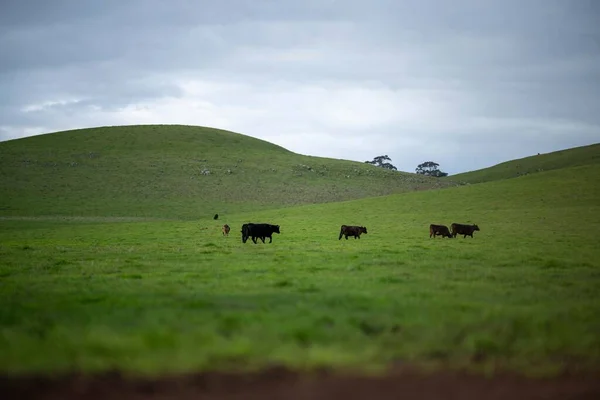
[339,230,344,240]
[260,236,266,243]
[345,235,349,240]
[268,235,273,243]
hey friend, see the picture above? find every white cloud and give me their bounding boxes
[21,98,87,113]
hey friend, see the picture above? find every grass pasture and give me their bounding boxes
[1,163,599,377]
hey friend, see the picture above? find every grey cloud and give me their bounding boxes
[0,0,598,173]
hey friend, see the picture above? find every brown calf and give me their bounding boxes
[222,224,230,236]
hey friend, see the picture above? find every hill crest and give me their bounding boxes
[0,124,458,219]
[446,142,600,184]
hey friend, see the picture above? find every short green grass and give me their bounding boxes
[1,164,599,377]
[446,142,600,184]
[0,125,456,219]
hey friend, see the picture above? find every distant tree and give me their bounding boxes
[365,155,397,171]
[415,161,448,177]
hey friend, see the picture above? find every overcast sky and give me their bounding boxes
[1,0,599,174]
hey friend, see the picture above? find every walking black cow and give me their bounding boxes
[338,225,368,240]
[429,224,453,238]
[241,223,281,244]
[450,223,480,238]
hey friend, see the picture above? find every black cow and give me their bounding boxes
[429,224,453,238]
[213,213,219,220]
[338,225,368,240]
[450,223,480,238]
[241,223,281,244]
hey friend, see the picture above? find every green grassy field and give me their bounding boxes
[1,155,599,377]
[446,142,600,184]
[0,125,456,220]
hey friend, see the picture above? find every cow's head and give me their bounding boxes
[473,224,480,231]
[273,225,280,234]
[241,224,249,242]
[360,226,368,234]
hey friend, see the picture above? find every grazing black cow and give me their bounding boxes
[241,224,249,243]
[222,224,230,236]
[241,223,281,244]
[213,213,219,220]
[429,224,453,238]
[450,223,480,238]
[338,225,368,240]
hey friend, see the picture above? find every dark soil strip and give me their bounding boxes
[2,367,600,400]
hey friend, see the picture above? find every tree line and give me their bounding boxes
[364,155,448,177]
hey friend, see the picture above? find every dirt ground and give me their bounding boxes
[2,366,600,400]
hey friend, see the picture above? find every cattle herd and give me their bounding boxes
[218,220,479,244]
[430,223,480,238]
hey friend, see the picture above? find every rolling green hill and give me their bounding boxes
[446,142,600,184]
[0,125,458,220]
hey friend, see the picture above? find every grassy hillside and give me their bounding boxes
[1,162,599,376]
[446,142,600,184]
[0,125,457,220]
